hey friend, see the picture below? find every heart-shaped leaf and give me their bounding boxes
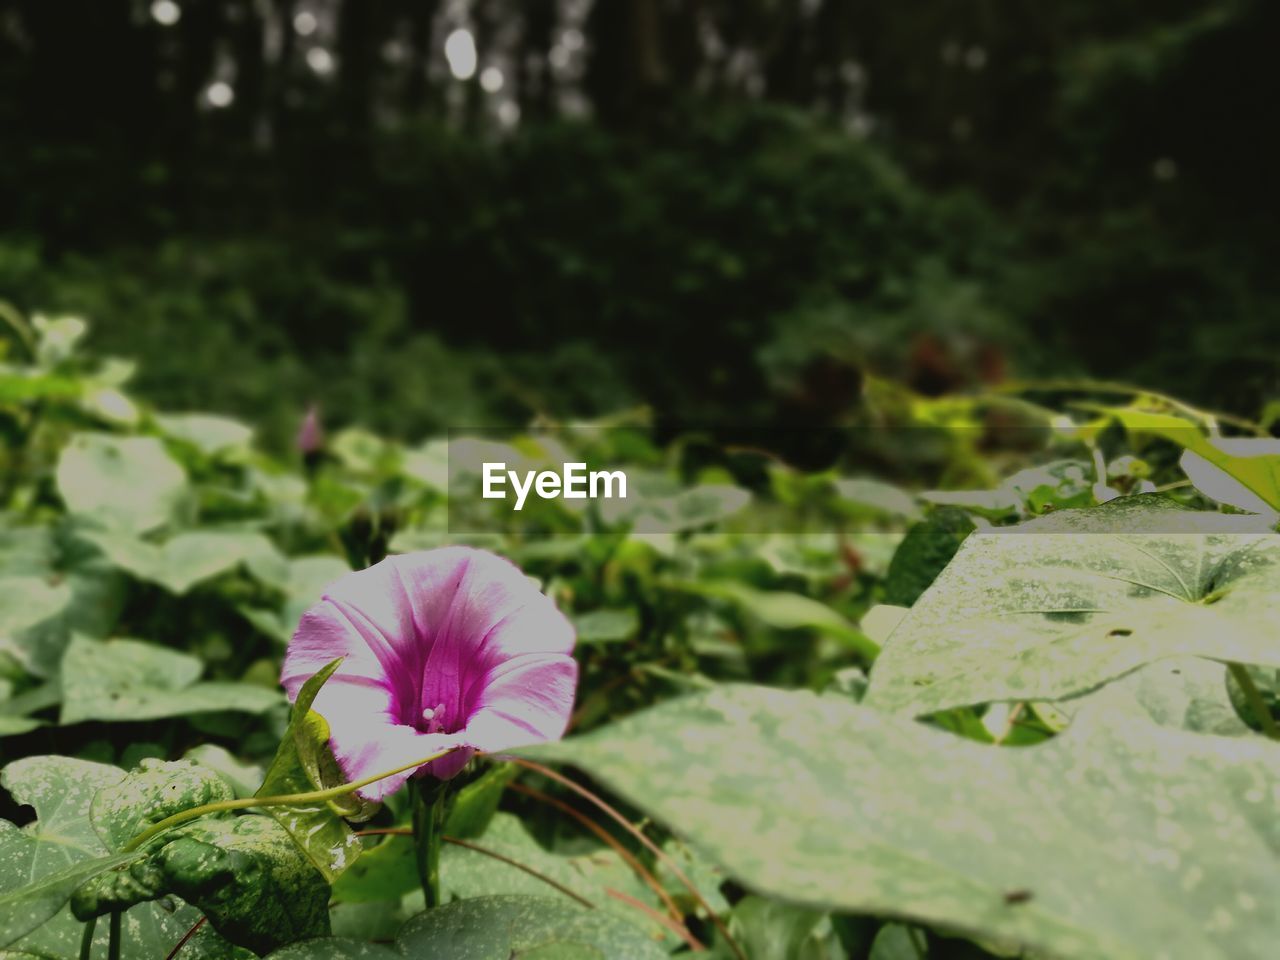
[866,496,1280,716]
[56,434,187,535]
[256,659,364,882]
[60,636,281,724]
[0,757,210,957]
[522,684,1280,960]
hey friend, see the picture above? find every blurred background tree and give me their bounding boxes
[0,0,1275,444]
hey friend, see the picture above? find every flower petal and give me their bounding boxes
[311,677,462,801]
[462,653,578,755]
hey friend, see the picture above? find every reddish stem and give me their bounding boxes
[164,916,206,960]
[509,758,743,960]
[508,782,686,927]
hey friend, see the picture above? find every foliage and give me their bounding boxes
[2,314,1278,957]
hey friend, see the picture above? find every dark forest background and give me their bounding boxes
[2,0,1276,445]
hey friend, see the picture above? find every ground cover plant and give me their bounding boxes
[1,311,1278,959]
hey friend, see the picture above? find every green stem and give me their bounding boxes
[412,779,452,908]
[107,912,121,960]
[79,916,97,960]
[1229,663,1280,740]
[123,745,459,852]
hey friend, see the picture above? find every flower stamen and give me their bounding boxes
[422,703,447,734]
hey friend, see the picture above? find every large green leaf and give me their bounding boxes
[0,757,213,958]
[267,894,668,959]
[60,636,281,724]
[0,842,134,949]
[522,684,1280,960]
[266,940,399,959]
[1057,657,1254,737]
[78,529,283,594]
[441,814,673,944]
[866,496,1280,716]
[90,758,235,852]
[396,895,668,959]
[56,433,188,534]
[255,659,363,882]
[72,815,331,956]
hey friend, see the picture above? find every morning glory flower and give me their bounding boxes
[281,547,578,801]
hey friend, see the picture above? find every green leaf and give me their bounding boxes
[0,756,207,957]
[599,483,751,533]
[442,814,672,943]
[0,845,135,949]
[255,659,363,882]
[1226,664,1280,733]
[1059,657,1254,737]
[682,581,876,656]
[184,745,265,798]
[328,834,416,905]
[0,716,43,736]
[572,609,639,645]
[73,815,331,956]
[396,895,668,959]
[522,684,1280,960]
[867,496,1280,717]
[91,758,235,852]
[267,940,400,959]
[1096,408,1280,511]
[831,478,921,522]
[155,413,254,455]
[238,555,351,645]
[0,577,71,638]
[79,529,284,594]
[60,636,281,724]
[881,506,975,606]
[6,554,126,679]
[444,763,516,839]
[867,924,928,960]
[927,461,1096,520]
[724,895,845,960]
[56,433,188,534]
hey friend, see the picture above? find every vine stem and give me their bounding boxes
[164,916,207,960]
[603,888,704,951]
[78,917,96,960]
[508,781,687,926]
[355,828,595,909]
[1228,663,1280,740]
[123,746,459,852]
[412,779,450,909]
[107,912,121,960]
[510,758,742,960]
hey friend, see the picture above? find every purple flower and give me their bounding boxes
[296,405,324,454]
[281,547,578,801]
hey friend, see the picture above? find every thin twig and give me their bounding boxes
[164,916,207,960]
[445,836,595,909]
[605,888,704,951]
[508,782,686,926]
[510,758,743,960]
[351,828,595,909]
